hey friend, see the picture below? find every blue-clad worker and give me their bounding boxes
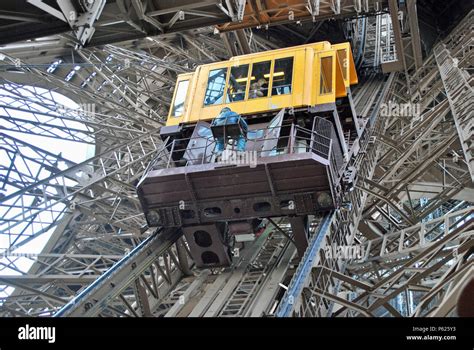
[212,107,248,153]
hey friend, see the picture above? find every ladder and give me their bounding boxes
[434,41,474,182]
[218,230,288,316]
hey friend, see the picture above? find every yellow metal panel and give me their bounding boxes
[227,41,330,62]
[291,49,305,107]
[193,61,230,122]
[332,42,358,86]
[194,48,304,122]
[165,41,359,127]
[303,48,314,106]
[348,48,359,85]
[335,55,346,98]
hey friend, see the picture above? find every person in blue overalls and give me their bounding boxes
[211,107,248,154]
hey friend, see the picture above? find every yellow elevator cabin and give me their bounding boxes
[166,41,358,127]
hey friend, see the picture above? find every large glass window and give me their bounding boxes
[248,61,271,99]
[271,57,294,96]
[204,68,227,106]
[320,56,333,94]
[226,64,249,103]
[171,80,189,117]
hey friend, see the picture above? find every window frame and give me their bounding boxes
[226,63,250,103]
[247,59,273,101]
[170,79,190,117]
[336,49,348,82]
[203,67,229,107]
[270,56,295,97]
[319,55,334,96]
[201,54,296,107]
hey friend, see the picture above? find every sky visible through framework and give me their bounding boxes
[0,85,95,300]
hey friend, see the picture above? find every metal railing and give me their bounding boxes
[158,122,343,178]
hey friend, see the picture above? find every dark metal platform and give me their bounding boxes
[139,152,334,225]
[138,115,343,228]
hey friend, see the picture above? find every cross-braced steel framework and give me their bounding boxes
[0,28,268,316]
[289,11,473,317]
[0,4,472,318]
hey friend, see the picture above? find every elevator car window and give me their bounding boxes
[226,64,249,103]
[271,57,293,96]
[204,68,227,106]
[320,56,333,94]
[171,79,189,117]
[249,61,271,99]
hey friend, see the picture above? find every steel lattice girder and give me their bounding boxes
[293,12,473,318]
[0,27,259,316]
[0,10,255,318]
[0,0,389,47]
[0,6,472,318]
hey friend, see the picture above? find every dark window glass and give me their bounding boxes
[248,61,271,99]
[226,64,249,103]
[204,68,227,106]
[271,57,293,96]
